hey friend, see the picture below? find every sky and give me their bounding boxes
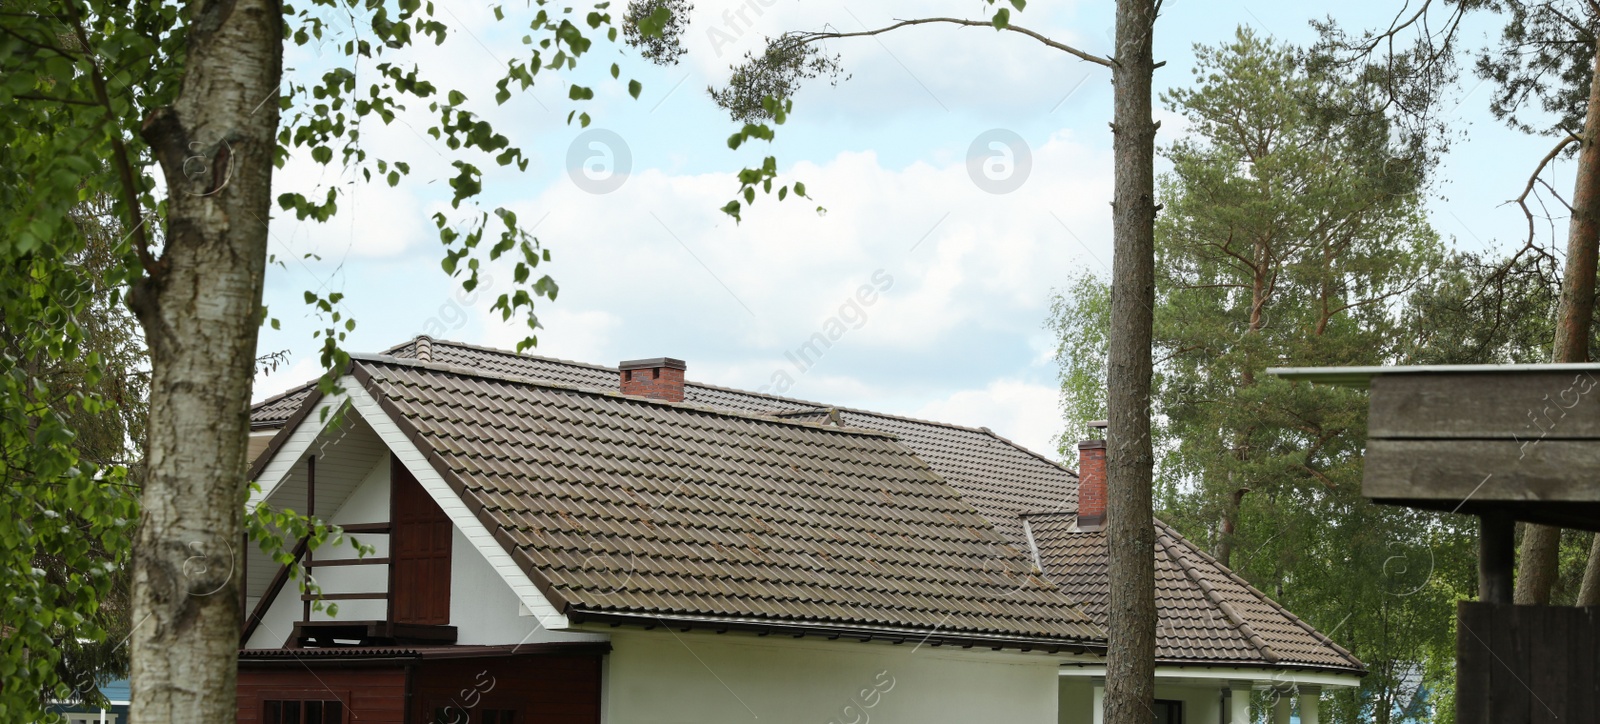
[251,0,1571,460]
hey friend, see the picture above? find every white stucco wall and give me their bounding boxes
[449,524,606,645]
[601,630,1062,724]
[1059,677,1094,724]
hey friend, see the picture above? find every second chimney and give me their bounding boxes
[619,358,687,403]
[1076,420,1108,532]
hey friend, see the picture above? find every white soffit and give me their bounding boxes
[249,392,349,508]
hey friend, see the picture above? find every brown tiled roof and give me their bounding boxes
[251,337,1361,670]
[1029,513,1363,671]
[349,356,1102,648]
[251,380,318,429]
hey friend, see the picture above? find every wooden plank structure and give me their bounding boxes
[1271,364,1600,723]
[1455,602,1600,723]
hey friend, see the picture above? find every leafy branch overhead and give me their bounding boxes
[274,0,668,354]
[687,0,1114,220]
[625,0,692,65]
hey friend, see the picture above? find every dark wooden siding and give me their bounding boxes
[1457,602,1600,724]
[413,655,602,724]
[237,665,408,723]
[1363,371,1600,531]
[393,455,452,624]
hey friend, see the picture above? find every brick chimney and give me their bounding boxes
[1076,420,1108,532]
[618,358,687,403]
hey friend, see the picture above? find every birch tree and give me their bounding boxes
[1,1,674,720]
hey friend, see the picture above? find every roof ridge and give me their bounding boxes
[972,426,1075,476]
[419,337,1061,449]
[1153,526,1281,664]
[422,336,625,375]
[351,353,901,440]
[1154,519,1364,670]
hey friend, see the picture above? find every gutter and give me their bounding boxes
[566,609,1105,655]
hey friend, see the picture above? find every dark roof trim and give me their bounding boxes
[1059,659,1368,677]
[238,642,610,663]
[565,609,1104,655]
[619,357,686,371]
[1268,362,1600,389]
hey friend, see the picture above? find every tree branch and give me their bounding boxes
[1510,132,1580,259]
[12,92,99,106]
[795,17,1113,68]
[59,0,160,278]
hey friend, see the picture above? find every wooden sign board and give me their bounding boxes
[1271,365,1600,531]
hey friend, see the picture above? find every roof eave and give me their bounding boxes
[565,608,1105,655]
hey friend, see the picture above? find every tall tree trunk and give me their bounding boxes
[125,0,282,721]
[1517,36,1600,607]
[1513,524,1562,604]
[1104,1,1158,723]
[1215,484,1248,568]
[1577,534,1600,606]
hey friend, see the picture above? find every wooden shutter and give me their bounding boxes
[390,456,452,624]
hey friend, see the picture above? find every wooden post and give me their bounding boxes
[1480,512,1515,604]
[239,530,248,621]
[303,455,315,624]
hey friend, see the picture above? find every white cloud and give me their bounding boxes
[913,378,1065,461]
[253,355,323,403]
[481,306,624,365]
[483,127,1110,381]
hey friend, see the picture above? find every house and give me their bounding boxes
[239,336,1364,723]
[46,677,129,723]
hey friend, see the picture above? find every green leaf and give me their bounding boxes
[992,8,1010,29]
[636,4,672,38]
[629,79,642,100]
